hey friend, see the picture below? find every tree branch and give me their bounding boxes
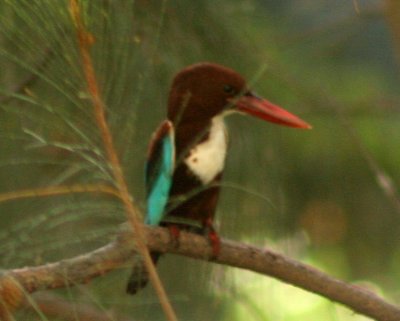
[2,225,400,321]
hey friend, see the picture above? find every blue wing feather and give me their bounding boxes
[145,121,175,225]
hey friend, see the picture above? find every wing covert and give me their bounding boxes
[145,120,175,225]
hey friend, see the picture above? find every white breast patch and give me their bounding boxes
[184,116,227,184]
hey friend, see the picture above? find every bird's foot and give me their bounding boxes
[167,224,181,249]
[207,229,220,260]
[203,218,220,260]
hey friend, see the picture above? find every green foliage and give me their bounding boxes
[0,0,399,320]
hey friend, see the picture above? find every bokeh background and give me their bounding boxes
[0,0,399,320]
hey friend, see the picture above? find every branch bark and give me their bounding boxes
[2,225,400,321]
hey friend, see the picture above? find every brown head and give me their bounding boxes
[167,62,311,129]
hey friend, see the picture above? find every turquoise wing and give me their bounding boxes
[145,120,175,225]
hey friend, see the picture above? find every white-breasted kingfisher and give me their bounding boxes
[126,62,311,294]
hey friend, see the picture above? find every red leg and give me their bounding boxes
[167,224,181,248]
[203,218,220,259]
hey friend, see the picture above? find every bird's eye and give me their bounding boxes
[223,85,235,94]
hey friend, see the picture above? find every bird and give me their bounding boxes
[126,62,311,294]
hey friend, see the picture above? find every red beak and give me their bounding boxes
[233,93,311,129]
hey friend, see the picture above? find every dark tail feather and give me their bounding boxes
[126,251,161,295]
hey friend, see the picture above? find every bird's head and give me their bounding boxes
[167,62,311,129]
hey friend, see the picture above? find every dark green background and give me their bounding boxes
[0,0,398,320]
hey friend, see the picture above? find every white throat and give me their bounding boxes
[184,116,227,184]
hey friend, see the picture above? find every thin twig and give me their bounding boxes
[0,184,120,203]
[0,48,54,104]
[353,0,361,15]
[385,0,400,66]
[68,1,178,321]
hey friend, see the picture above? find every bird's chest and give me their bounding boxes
[184,118,227,185]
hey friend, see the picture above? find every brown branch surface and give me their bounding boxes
[4,225,400,321]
